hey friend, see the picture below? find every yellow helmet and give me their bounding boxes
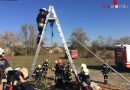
[38,64,42,68]
[80,63,87,69]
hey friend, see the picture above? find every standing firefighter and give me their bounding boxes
[42,59,49,79]
[0,48,10,90]
[33,65,43,80]
[101,60,110,84]
[42,59,49,72]
[64,62,73,89]
[36,8,49,44]
[54,59,65,88]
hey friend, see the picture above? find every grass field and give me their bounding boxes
[8,53,130,89]
[8,53,115,70]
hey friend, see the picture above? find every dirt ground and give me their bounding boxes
[8,55,130,90]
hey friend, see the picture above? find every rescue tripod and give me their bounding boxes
[29,5,80,83]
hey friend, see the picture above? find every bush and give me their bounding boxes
[14,47,27,56]
[27,47,36,55]
[105,51,114,59]
[13,46,36,56]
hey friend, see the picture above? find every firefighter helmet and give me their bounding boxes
[57,59,62,65]
[38,64,42,68]
[5,67,13,74]
[55,60,58,64]
[39,8,46,12]
[80,63,87,69]
[15,68,20,70]
[45,59,48,62]
[0,48,5,57]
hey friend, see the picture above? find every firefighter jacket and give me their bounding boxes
[36,11,48,28]
[0,58,10,70]
[79,68,91,86]
[64,66,73,82]
[0,58,10,81]
[55,64,64,75]
[33,67,43,80]
[42,62,49,69]
[102,64,110,75]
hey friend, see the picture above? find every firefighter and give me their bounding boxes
[79,63,90,90]
[42,59,49,72]
[54,59,65,88]
[64,62,73,81]
[36,8,49,44]
[5,67,35,90]
[55,59,64,76]
[42,59,49,79]
[33,65,43,80]
[17,68,35,90]
[101,60,110,84]
[64,62,74,89]
[0,48,10,90]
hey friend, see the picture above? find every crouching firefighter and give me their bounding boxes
[36,8,49,44]
[79,63,91,90]
[5,67,35,90]
[101,60,111,84]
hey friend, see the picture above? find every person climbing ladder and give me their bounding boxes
[36,8,49,44]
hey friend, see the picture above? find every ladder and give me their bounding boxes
[29,5,80,82]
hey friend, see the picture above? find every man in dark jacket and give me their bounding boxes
[102,60,110,84]
[54,60,65,88]
[36,8,49,44]
[0,48,10,90]
[33,65,43,80]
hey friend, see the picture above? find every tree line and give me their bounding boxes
[0,25,130,56]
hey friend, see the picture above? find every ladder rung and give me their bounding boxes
[48,18,56,22]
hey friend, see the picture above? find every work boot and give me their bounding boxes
[104,79,107,84]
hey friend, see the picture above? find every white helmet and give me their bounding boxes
[15,68,20,70]
[39,8,46,12]
[38,64,42,68]
[5,67,13,74]
[80,63,89,75]
[80,63,87,69]
[45,59,48,62]
[0,48,5,57]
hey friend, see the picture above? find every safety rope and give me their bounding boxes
[50,26,54,64]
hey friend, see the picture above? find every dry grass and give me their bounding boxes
[7,53,130,89]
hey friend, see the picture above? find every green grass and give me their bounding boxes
[8,53,115,71]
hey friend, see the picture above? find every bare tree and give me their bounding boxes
[0,31,18,47]
[28,25,37,47]
[94,36,114,48]
[97,36,106,48]
[106,36,114,47]
[69,28,89,49]
[21,24,28,46]
[115,36,130,45]
[69,28,89,57]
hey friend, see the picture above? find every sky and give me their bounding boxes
[0,0,130,46]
